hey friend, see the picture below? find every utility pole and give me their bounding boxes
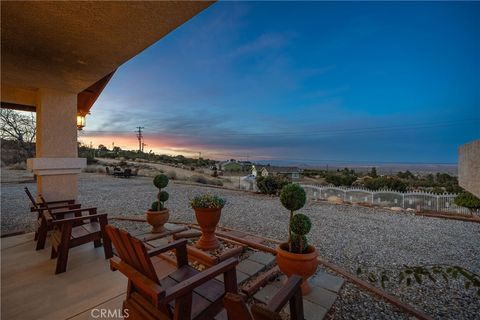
[136,126,144,153]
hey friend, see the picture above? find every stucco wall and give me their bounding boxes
[458,140,480,198]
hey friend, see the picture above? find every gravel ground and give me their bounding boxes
[2,172,479,319]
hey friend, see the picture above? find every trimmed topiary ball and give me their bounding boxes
[153,174,169,189]
[291,213,312,235]
[280,183,306,212]
[158,191,169,202]
[151,201,164,211]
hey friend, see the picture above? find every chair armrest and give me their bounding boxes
[44,199,76,205]
[147,239,187,257]
[266,275,303,312]
[110,256,165,305]
[35,199,76,207]
[164,257,239,302]
[52,213,107,226]
[48,207,97,217]
[31,203,81,213]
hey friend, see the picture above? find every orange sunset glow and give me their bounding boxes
[77,133,242,160]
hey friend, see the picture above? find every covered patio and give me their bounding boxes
[1,1,213,201]
[2,2,478,320]
[1,224,347,320]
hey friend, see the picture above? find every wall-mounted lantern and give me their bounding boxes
[76,114,86,130]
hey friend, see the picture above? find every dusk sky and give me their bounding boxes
[80,1,480,165]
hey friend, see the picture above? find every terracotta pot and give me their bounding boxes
[193,208,221,250]
[276,242,318,295]
[146,209,169,233]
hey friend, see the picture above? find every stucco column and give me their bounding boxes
[458,140,480,198]
[27,88,86,200]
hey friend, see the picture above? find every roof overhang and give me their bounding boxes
[1,1,214,113]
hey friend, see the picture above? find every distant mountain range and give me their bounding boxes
[253,160,457,175]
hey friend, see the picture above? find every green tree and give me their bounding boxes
[370,167,378,178]
[454,191,480,215]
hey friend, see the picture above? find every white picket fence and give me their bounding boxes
[300,184,472,215]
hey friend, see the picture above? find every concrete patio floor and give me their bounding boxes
[0,233,175,320]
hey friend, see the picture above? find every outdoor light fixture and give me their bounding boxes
[76,114,86,130]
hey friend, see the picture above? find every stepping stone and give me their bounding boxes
[302,299,328,320]
[281,292,329,320]
[254,275,335,320]
[304,285,338,310]
[215,270,250,285]
[147,238,169,248]
[253,281,283,304]
[311,270,344,293]
[248,252,276,266]
[237,259,265,276]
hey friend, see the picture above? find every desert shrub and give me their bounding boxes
[454,191,480,214]
[166,170,177,180]
[325,172,357,186]
[364,176,407,192]
[190,175,208,184]
[431,187,444,194]
[256,175,290,195]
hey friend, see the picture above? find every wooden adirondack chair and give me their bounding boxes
[105,225,240,320]
[25,186,80,211]
[25,187,82,249]
[39,198,112,274]
[223,275,304,320]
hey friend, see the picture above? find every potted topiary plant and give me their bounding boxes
[276,183,318,295]
[146,174,170,233]
[190,194,225,250]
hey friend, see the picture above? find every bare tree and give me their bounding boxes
[0,108,36,158]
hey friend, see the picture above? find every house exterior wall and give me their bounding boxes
[458,140,480,198]
[291,172,300,179]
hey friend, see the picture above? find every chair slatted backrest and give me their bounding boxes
[38,195,53,218]
[105,225,159,284]
[24,187,38,208]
